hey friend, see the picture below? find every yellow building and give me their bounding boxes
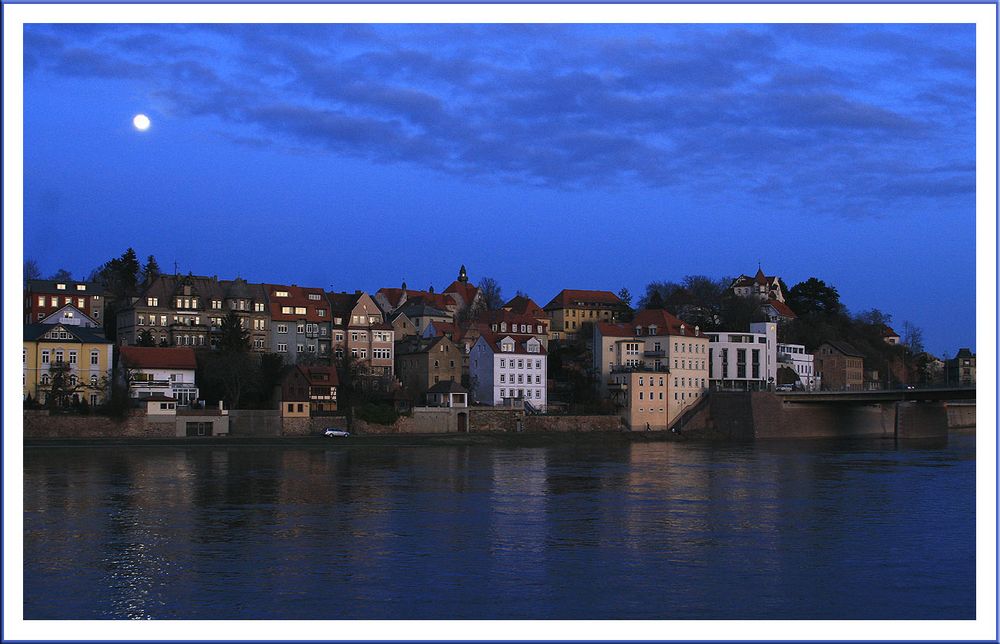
[24,323,114,407]
[608,369,672,430]
[543,289,628,341]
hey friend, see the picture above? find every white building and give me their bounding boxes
[469,332,547,411]
[777,343,819,391]
[40,304,101,328]
[119,346,199,405]
[707,322,778,391]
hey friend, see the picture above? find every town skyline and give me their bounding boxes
[21,22,977,360]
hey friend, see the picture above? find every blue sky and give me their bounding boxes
[22,23,976,355]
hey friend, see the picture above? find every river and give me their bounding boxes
[23,434,975,620]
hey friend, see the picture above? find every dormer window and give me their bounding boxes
[308,294,321,300]
[76,284,86,291]
[501,342,514,352]
[680,324,686,336]
[648,325,657,335]
[500,322,507,332]
[56,283,66,290]
[635,326,642,336]
[275,290,289,298]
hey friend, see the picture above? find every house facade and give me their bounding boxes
[945,348,976,386]
[813,341,865,391]
[329,291,396,389]
[706,322,778,391]
[119,345,200,405]
[280,364,339,416]
[40,304,101,328]
[544,289,629,341]
[776,342,818,390]
[267,284,331,364]
[395,335,464,400]
[593,308,710,426]
[25,279,105,325]
[117,274,223,348]
[23,323,113,407]
[469,333,547,411]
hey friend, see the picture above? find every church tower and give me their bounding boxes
[458,265,468,284]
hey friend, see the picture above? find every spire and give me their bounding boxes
[458,265,468,283]
[755,266,767,285]
[401,280,407,291]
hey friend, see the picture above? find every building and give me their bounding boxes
[395,335,464,401]
[388,310,419,340]
[881,325,901,345]
[23,323,113,407]
[374,281,460,317]
[477,309,550,349]
[813,341,865,391]
[267,283,331,364]
[544,289,629,341]
[706,322,778,391]
[218,278,271,353]
[469,332,547,411]
[442,265,484,315]
[40,304,100,328]
[119,345,200,405]
[729,268,795,323]
[425,380,468,408]
[945,348,976,386]
[502,295,547,320]
[117,273,224,348]
[729,267,786,302]
[395,302,453,337]
[279,364,339,416]
[328,291,396,390]
[593,308,710,425]
[24,279,105,326]
[776,342,818,390]
[607,369,671,431]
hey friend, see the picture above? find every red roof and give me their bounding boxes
[543,289,625,311]
[503,295,547,318]
[476,331,547,355]
[376,287,458,311]
[121,346,197,370]
[597,309,708,339]
[766,299,797,319]
[266,284,329,322]
[881,325,899,338]
[444,280,480,307]
[477,309,549,331]
[299,364,340,386]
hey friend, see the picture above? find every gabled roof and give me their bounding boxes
[819,340,864,358]
[765,299,797,319]
[40,304,100,327]
[298,364,339,386]
[376,287,458,311]
[266,284,329,322]
[398,302,451,318]
[424,321,464,341]
[502,295,547,318]
[475,331,547,355]
[476,309,548,329]
[954,348,974,358]
[543,289,625,311]
[596,309,708,340]
[444,280,480,308]
[880,325,900,338]
[427,380,467,394]
[120,346,197,370]
[24,323,110,344]
[132,274,225,310]
[26,279,105,296]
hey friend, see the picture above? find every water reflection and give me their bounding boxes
[24,436,975,620]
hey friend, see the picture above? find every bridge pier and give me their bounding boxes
[894,401,949,440]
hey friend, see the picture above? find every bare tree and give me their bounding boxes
[901,321,925,354]
[477,277,503,311]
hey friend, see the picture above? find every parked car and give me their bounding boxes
[324,428,350,438]
[776,384,794,392]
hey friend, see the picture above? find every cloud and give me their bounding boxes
[23,23,975,218]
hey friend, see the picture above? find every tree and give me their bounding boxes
[477,277,503,311]
[855,309,893,327]
[136,329,156,347]
[49,268,73,281]
[45,362,84,409]
[901,321,925,354]
[24,259,41,285]
[637,281,681,309]
[617,287,632,308]
[217,310,250,353]
[141,255,161,286]
[786,278,846,319]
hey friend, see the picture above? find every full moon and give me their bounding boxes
[132,114,151,131]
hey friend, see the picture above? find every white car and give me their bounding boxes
[324,428,350,437]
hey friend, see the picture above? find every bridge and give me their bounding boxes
[775,387,976,404]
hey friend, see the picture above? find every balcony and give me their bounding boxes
[607,382,627,391]
[643,349,666,358]
[611,364,670,374]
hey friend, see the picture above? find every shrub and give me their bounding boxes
[355,402,399,426]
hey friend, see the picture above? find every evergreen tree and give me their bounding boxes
[49,268,73,281]
[24,259,41,285]
[137,329,156,347]
[141,255,161,285]
[218,310,250,353]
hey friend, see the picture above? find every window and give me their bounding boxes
[77,298,85,308]
[56,283,66,290]
[160,315,167,326]
[500,388,506,397]
[212,299,222,309]
[55,350,64,363]
[275,290,289,298]
[535,374,540,384]
[536,360,541,369]
[254,302,265,312]
[51,297,58,307]
[500,374,506,383]
[297,324,305,334]
[297,344,304,353]
[281,306,293,314]
[294,307,307,315]
[37,296,45,306]
[277,343,287,352]
[308,293,321,300]
[41,375,50,385]
[277,324,287,334]
[317,309,326,317]
[147,297,158,306]
[517,359,524,368]
[500,359,506,368]
[69,351,77,364]
[138,314,145,326]
[42,350,50,364]
[254,339,265,349]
